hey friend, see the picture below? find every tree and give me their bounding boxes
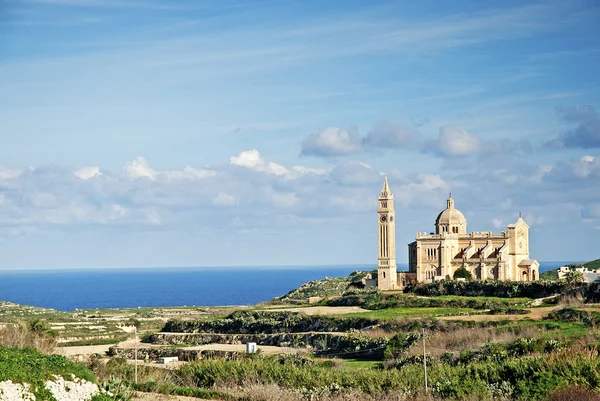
[564,270,585,286]
[453,267,473,281]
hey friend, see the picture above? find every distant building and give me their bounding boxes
[558,266,600,283]
[376,177,540,290]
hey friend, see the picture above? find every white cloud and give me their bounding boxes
[123,157,157,180]
[492,218,503,228]
[74,166,102,180]
[291,165,329,175]
[363,122,420,148]
[330,161,380,186]
[213,192,236,207]
[230,150,289,176]
[110,204,128,219]
[301,127,362,157]
[574,155,599,177]
[418,174,447,191]
[164,166,216,180]
[271,191,298,208]
[145,209,162,225]
[430,125,482,157]
[0,168,22,180]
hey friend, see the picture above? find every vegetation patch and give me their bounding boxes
[405,280,575,298]
[0,345,98,399]
[162,310,378,334]
[326,290,532,310]
[276,271,368,301]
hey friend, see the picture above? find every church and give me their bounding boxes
[375,176,540,290]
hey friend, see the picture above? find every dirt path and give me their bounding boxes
[55,343,115,357]
[264,306,367,315]
[133,391,212,401]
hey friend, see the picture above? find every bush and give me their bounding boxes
[454,267,473,281]
[383,333,420,360]
[545,308,600,327]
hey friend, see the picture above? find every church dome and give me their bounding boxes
[435,195,467,234]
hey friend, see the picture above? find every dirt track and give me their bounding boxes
[264,306,367,315]
[133,391,209,401]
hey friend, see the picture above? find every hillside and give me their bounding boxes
[582,258,600,270]
[276,271,370,301]
[541,258,600,281]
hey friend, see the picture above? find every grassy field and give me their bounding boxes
[345,307,478,320]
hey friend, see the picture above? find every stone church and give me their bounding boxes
[375,177,540,290]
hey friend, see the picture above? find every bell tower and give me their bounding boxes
[377,175,397,290]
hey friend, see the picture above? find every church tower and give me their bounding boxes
[377,176,397,290]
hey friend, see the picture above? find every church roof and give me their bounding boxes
[435,195,466,225]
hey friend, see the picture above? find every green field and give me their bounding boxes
[345,307,478,320]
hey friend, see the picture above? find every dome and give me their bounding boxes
[435,195,467,234]
[436,207,466,225]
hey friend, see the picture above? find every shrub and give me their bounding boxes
[383,333,420,360]
[453,267,473,281]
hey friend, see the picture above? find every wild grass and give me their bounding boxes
[407,325,543,358]
[0,322,57,354]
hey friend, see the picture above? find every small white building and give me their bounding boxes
[246,343,257,353]
[158,356,179,364]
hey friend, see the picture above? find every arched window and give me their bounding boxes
[382,271,386,279]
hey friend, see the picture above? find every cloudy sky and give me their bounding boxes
[1,0,599,269]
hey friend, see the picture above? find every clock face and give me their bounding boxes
[380,215,387,223]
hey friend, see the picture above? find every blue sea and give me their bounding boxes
[0,262,571,311]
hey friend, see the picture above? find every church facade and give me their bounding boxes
[376,177,540,290]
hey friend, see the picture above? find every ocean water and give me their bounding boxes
[0,261,571,311]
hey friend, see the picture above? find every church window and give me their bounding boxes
[382,271,386,279]
[453,227,458,234]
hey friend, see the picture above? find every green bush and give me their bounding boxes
[383,333,420,360]
[454,267,473,281]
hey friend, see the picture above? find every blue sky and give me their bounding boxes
[0,0,599,269]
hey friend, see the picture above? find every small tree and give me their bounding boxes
[453,267,473,281]
[564,270,585,286]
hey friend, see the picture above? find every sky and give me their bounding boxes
[0,0,599,269]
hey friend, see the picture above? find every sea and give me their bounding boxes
[0,262,572,312]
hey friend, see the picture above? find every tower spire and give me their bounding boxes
[447,193,454,209]
[380,174,391,197]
